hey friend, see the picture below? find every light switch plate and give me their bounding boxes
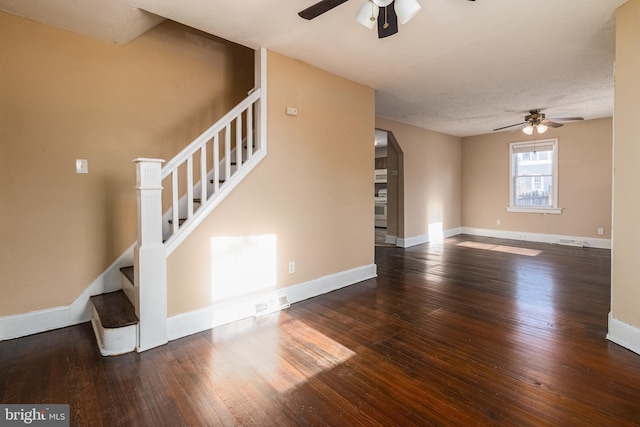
[76,159,88,174]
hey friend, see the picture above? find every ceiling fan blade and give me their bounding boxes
[299,0,350,20]
[541,120,563,128]
[548,117,584,122]
[378,3,399,38]
[493,122,527,131]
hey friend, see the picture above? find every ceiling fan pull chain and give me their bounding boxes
[383,6,389,29]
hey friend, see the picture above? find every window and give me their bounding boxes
[508,139,561,214]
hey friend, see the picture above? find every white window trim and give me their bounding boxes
[506,206,563,214]
[507,138,562,215]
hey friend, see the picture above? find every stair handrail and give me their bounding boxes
[161,88,262,179]
[160,88,263,247]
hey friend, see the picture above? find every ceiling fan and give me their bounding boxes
[299,0,475,39]
[493,109,584,135]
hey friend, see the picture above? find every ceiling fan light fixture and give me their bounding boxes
[523,125,534,135]
[536,124,548,134]
[395,0,421,24]
[355,1,379,29]
[372,0,393,7]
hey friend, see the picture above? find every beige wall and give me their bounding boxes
[375,118,462,240]
[461,118,612,239]
[612,0,640,328]
[166,51,375,316]
[0,13,254,316]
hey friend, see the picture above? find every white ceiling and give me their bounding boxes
[0,0,626,137]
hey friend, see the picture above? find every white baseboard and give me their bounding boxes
[461,227,611,250]
[167,263,377,342]
[385,234,398,245]
[607,313,640,356]
[0,245,134,341]
[397,227,462,248]
[445,227,463,238]
[398,235,428,248]
[0,307,69,341]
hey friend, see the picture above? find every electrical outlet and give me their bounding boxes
[597,228,604,235]
[288,261,295,274]
[497,219,501,225]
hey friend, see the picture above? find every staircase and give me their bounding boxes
[89,79,266,355]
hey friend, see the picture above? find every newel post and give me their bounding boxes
[133,158,168,351]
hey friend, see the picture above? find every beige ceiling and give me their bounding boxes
[1,0,626,137]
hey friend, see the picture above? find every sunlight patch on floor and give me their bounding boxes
[456,241,542,257]
[211,312,356,394]
[265,314,355,393]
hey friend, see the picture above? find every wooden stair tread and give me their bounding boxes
[120,266,134,285]
[90,290,138,328]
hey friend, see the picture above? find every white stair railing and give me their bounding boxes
[161,88,262,248]
[132,87,265,352]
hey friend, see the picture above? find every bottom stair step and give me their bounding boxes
[91,290,138,328]
[90,290,138,356]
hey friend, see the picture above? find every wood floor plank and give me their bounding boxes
[3,235,640,425]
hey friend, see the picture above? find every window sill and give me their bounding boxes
[506,207,563,215]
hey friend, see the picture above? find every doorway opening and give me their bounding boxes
[374,129,403,246]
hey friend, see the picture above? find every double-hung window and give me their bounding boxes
[508,138,561,214]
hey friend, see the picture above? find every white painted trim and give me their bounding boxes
[398,234,428,248]
[607,313,640,356]
[397,227,462,248]
[256,47,267,153]
[445,227,463,238]
[385,234,398,245]
[285,264,377,304]
[90,306,137,356]
[0,245,133,341]
[0,307,68,341]
[509,138,559,211]
[167,263,377,341]
[460,227,611,250]
[506,207,563,215]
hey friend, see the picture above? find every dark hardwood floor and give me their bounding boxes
[2,235,640,426]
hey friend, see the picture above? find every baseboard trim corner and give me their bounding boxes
[607,313,640,356]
